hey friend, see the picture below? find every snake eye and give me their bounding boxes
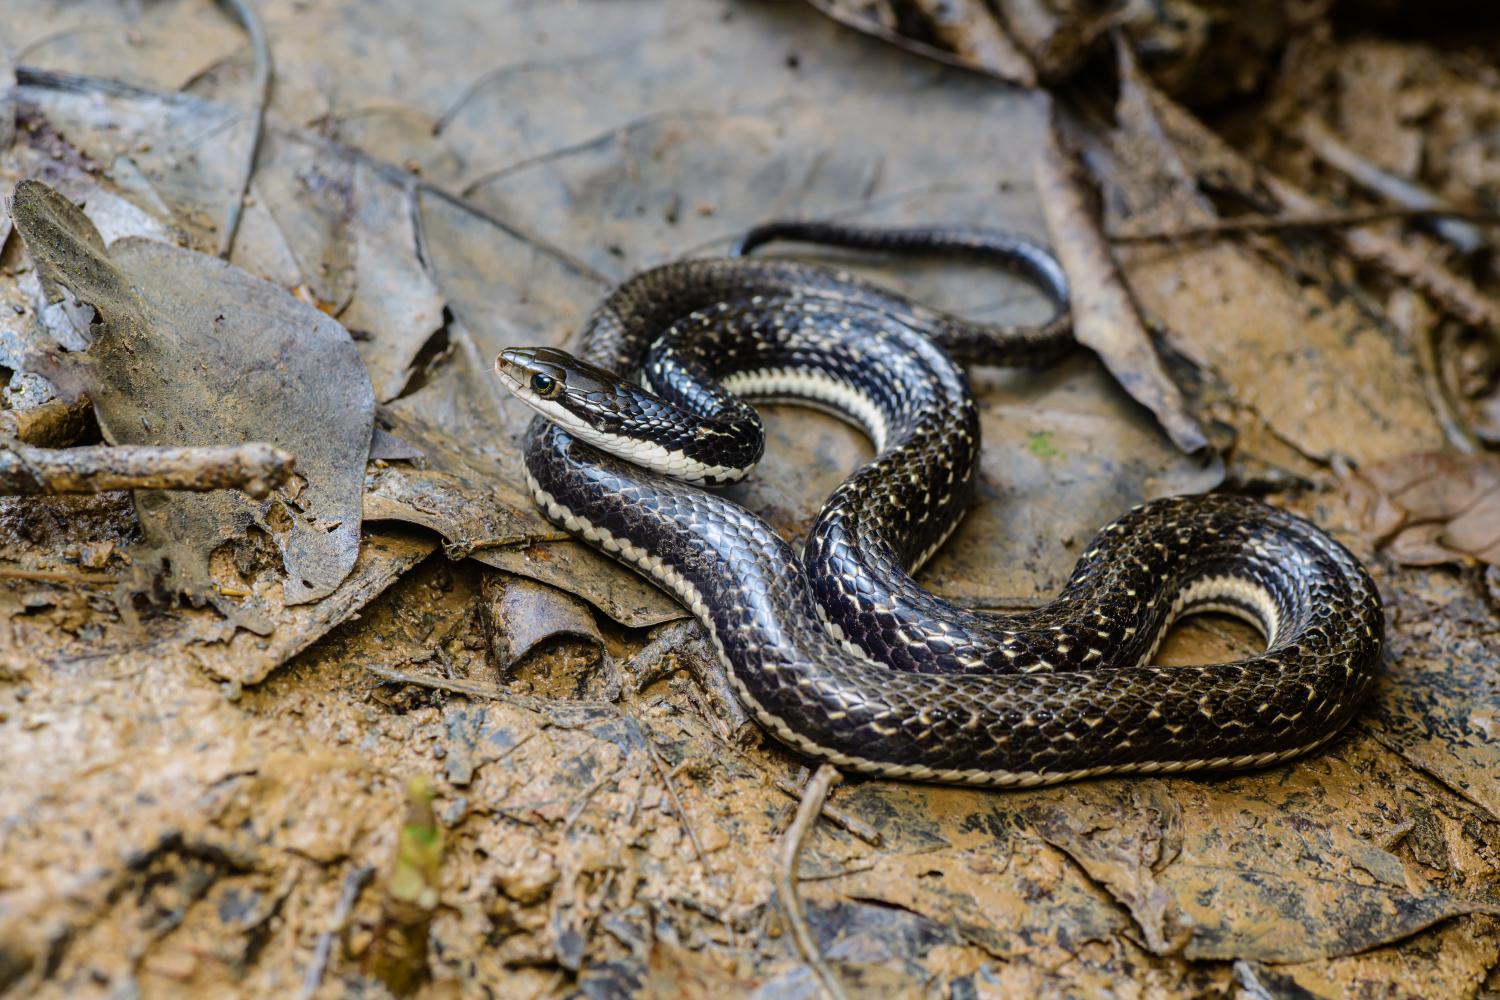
[530,372,561,398]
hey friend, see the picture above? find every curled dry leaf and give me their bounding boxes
[801,0,1037,86]
[1104,49,1446,466]
[1347,451,1500,567]
[1034,109,1209,455]
[10,179,374,610]
[480,572,606,675]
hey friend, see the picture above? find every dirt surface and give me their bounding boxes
[1,2,1499,998]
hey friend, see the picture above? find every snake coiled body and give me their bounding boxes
[502,223,1383,786]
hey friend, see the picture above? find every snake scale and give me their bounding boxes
[495,222,1383,787]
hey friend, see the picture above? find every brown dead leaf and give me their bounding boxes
[19,68,259,256]
[341,163,446,403]
[1035,105,1208,454]
[1348,451,1500,566]
[1105,52,1446,465]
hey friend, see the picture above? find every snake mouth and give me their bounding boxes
[495,347,543,394]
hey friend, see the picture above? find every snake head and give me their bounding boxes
[496,346,623,404]
[495,345,645,441]
[496,345,758,484]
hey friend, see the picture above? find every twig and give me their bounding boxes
[643,735,716,884]
[1111,205,1500,244]
[1295,117,1486,256]
[0,440,293,497]
[0,567,115,585]
[214,0,271,258]
[0,396,94,447]
[1267,172,1500,332]
[774,764,848,1000]
[361,662,551,713]
[771,775,882,847]
[298,864,375,1000]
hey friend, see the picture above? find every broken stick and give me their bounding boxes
[0,440,294,497]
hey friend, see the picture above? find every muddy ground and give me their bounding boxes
[1,1,1499,997]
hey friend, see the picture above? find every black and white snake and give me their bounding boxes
[495,222,1383,787]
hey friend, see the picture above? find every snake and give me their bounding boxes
[494,221,1383,787]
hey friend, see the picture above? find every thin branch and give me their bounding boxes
[0,441,294,497]
[214,0,271,258]
[0,566,116,584]
[1110,205,1500,244]
[1265,173,1500,332]
[298,864,374,1000]
[771,774,882,848]
[775,764,849,1000]
[361,662,552,713]
[644,735,716,884]
[1295,116,1486,255]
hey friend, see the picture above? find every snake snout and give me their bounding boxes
[495,348,546,393]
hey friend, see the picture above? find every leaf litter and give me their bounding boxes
[0,1,1498,998]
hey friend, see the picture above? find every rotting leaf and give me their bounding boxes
[1,517,434,686]
[11,180,373,611]
[474,543,684,630]
[1167,864,1494,963]
[250,127,356,314]
[1105,53,1445,466]
[1347,451,1500,567]
[363,463,548,557]
[1368,567,1500,821]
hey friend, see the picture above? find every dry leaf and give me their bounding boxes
[1348,451,1500,566]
